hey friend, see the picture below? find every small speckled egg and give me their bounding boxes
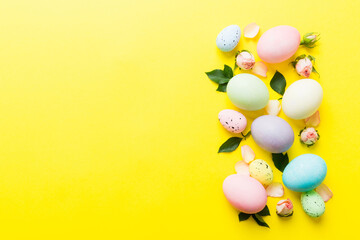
[223,174,267,214]
[257,25,300,63]
[249,159,273,185]
[218,109,247,133]
[301,190,325,217]
[251,115,294,153]
[282,79,323,120]
[216,25,241,52]
[227,74,269,111]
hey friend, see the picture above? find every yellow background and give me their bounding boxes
[0,0,359,239]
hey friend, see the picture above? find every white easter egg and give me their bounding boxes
[216,25,241,52]
[282,79,323,119]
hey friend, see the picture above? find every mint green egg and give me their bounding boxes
[227,74,269,111]
[301,190,325,217]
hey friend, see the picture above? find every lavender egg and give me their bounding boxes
[251,115,294,153]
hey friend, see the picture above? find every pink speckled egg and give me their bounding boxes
[223,174,267,214]
[218,109,247,133]
[257,25,301,63]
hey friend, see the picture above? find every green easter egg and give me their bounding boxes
[227,74,269,111]
[301,190,325,217]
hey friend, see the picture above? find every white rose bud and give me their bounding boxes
[296,58,313,78]
[236,51,255,70]
[276,199,293,217]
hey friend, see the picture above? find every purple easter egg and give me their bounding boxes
[251,115,294,153]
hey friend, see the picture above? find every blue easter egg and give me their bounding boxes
[282,154,327,192]
[216,25,241,52]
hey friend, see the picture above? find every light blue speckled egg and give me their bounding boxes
[282,154,327,192]
[216,25,241,52]
[301,190,325,217]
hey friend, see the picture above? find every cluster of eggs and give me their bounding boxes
[217,25,328,217]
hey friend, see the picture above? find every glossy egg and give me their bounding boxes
[249,159,273,185]
[216,25,241,52]
[218,109,247,133]
[257,25,300,63]
[227,74,269,111]
[223,174,267,214]
[282,79,323,119]
[251,115,294,153]
[301,190,325,217]
[283,154,327,192]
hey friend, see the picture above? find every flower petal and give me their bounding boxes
[266,182,284,197]
[241,145,255,163]
[315,183,333,202]
[251,61,268,77]
[305,111,320,127]
[235,161,250,176]
[265,100,281,116]
[244,23,260,38]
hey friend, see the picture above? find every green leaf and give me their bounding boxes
[205,70,230,84]
[312,66,320,77]
[270,71,286,95]
[216,83,227,92]
[257,205,270,216]
[241,131,251,139]
[218,137,242,153]
[252,214,270,228]
[223,65,233,79]
[308,55,316,63]
[238,212,251,221]
[272,153,289,172]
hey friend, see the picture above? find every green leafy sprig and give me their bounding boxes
[271,152,289,172]
[238,205,270,228]
[205,65,233,92]
[218,131,251,153]
[270,71,286,95]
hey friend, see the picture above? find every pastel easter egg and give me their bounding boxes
[301,190,325,217]
[282,79,323,119]
[223,174,267,214]
[283,154,327,192]
[257,25,300,63]
[227,74,269,111]
[251,115,294,153]
[249,159,273,185]
[218,109,247,133]
[216,25,241,52]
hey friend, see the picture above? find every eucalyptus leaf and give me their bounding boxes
[238,212,251,221]
[270,71,286,95]
[218,137,242,153]
[252,214,270,228]
[257,205,270,216]
[216,83,227,92]
[272,152,289,172]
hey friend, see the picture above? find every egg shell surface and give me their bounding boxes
[301,190,325,217]
[257,25,300,63]
[249,159,274,185]
[218,109,247,133]
[227,74,269,111]
[282,79,323,119]
[216,25,241,52]
[251,115,294,153]
[223,174,267,214]
[283,154,327,192]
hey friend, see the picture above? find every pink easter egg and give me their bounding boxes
[223,174,267,214]
[218,109,247,133]
[257,25,301,63]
